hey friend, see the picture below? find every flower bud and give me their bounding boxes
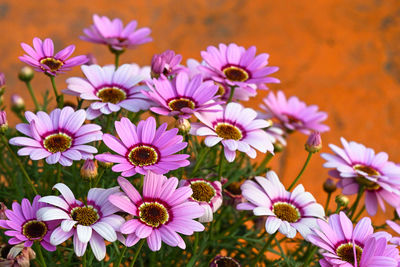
[97,153,114,168]
[0,111,8,134]
[175,118,191,134]
[18,66,34,82]
[209,255,241,267]
[0,73,5,90]
[151,50,182,78]
[323,178,337,193]
[335,195,349,207]
[11,94,25,111]
[80,159,98,180]
[305,132,322,153]
[273,141,285,153]
[0,202,7,220]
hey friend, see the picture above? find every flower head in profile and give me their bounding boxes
[237,171,325,239]
[260,91,329,134]
[308,212,399,267]
[179,178,222,223]
[0,196,57,251]
[144,72,223,119]
[108,173,205,251]
[96,117,189,176]
[151,50,185,78]
[81,14,152,51]
[199,43,279,92]
[19,38,88,76]
[10,107,102,166]
[321,137,400,216]
[63,64,151,120]
[37,184,124,261]
[190,102,274,162]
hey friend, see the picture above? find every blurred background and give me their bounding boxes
[0,0,399,220]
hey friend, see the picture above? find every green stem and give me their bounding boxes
[325,192,332,212]
[217,147,225,181]
[93,169,105,188]
[193,232,199,255]
[353,206,366,222]
[227,86,236,103]
[191,146,210,176]
[1,135,38,195]
[115,246,127,267]
[56,164,62,183]
[253,233,277,265]
[288,152,313,191]
[303,245,318,265]
[349,187,364,219]
[255,152,273,175]
[82,252,87,267]
[115,53,121,68]
[34,242,47,267]
[24,81,40,111]
[130,239,145,267]
[49,75,63,108]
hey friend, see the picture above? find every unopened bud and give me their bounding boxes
[305,132,322,153]
[80,159,98,180]
[98,153,114,168]
[175,118,191,134]
[0,111,8,133]
[18,66,34,82]
[273,141,285,153]
[11,94,25,111]
[0,202,7,220]
[323,178,337,193]
[151,50,182,78]
[335,195,349,207]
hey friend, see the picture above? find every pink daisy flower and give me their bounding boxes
[179,178,222,223]
[95,117,189,176]
[63,64,151,120]
[237,170,325,239]
[19,37,88,76]
[108,173,205,251]
[199,43,279,91]
[386,220,400,246]
[151,50,185,78]
[308,212,399,266]
[81,14,152,51]
[187,58,256,101]
[260,90,329,134]
[190,102,274,162]
[9,107,102,166]
[37,184,124,261]
[0,196,58,251]
[144,72,223,119]
[321,137,400,216]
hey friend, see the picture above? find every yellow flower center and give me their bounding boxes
[336,242,363,265]
[22,220,48,240]
[40,58,64,72]
[167,98,196,111]
[222,66,249,82]
[215,123,243,140]
[43,133,72,153]
[70,206,99,226]
[97,87,127,104]
[128,145,159,167]
[354,164,381,190]
[190,181,216,203]
[138,202,169,228]
[272,202,300,223]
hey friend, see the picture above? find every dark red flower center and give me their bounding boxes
[168,98,196,111]
[272,202,300,223]
[215,123,242,140]
[138,202,169,228]
[190,181,216,203]
[43,133,72,153]
[222,66,249,82]
[128,145,159,167]
[22,220,48,240]
[40,58,63,72]
[70,206,99,226]
[97,87,127,104]
[336,243,363,265]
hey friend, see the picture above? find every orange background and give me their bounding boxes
[1,0,400,220]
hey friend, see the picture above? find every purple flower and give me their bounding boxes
[308,212,399,266]
[321,137,400,216]
[190,102,274,162]
[96,117,189,176]
[199,43,279,93]
[81,14,152,51]
[237,171,325,239]
[144,72,223,119]
[108,173,205,251]
[151,50,184,78]
[0,111,7,133]
[63,64,151,120]
[179,178,222,223]
[19,38,88,76]
[37,184,124,261]
[0,72,5,88]
[9,107,102,166]
[0,196,57,251]
[260,90,329,134]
